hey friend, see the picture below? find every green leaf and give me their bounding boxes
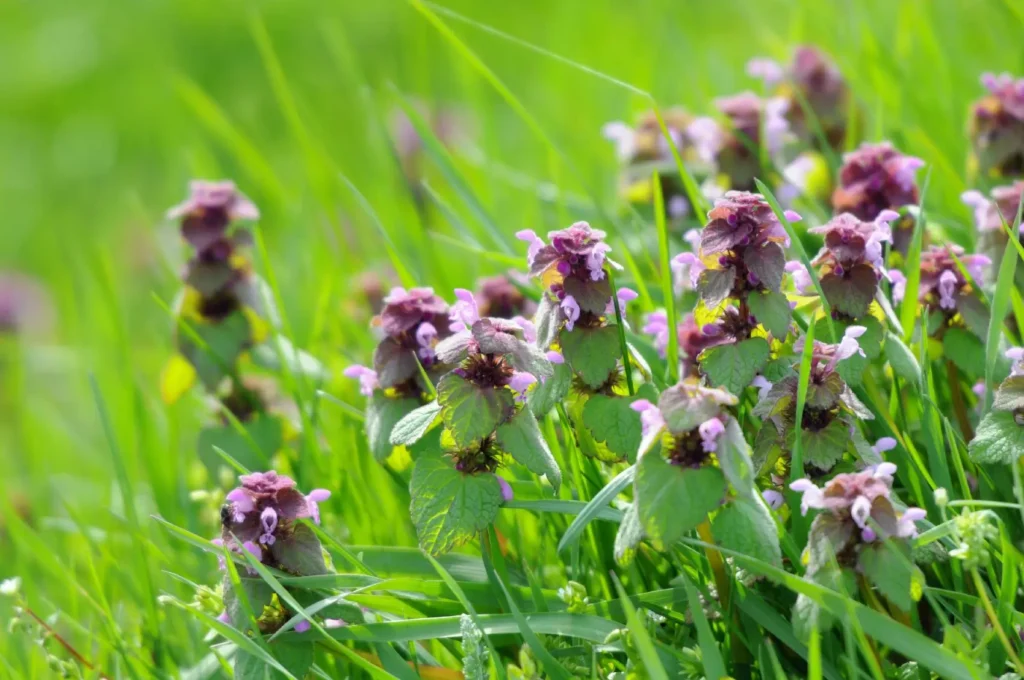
[859,540,917,613]
[717,417,755,498]
[700,338,770,395]
[819,266,876,319]
[528,360,571,416]
[942,327,987,377]
[884,331,921,383]
[636,454,726,549]
[495,409,561,491]
[968,409,1024,465]
[748,289,792,339]
[559,465,637,553]
[712,498,782,568]
[679,571,727,680]
[994,375,1024,412]
[410,452,503,555]
[613,503,644,566]
[366,393,420,462]
[390,400,442,447]
[437,373,513,448]
[235,641,315,680]
[560,324,621,389]
[612,572,671,680]
[225,577,275,629]
[987,237,1020,408]
[697,267,736,307]
[179,311,253,390]
[197,417,278,472]
[790,418,848,470]
[581,394,642,461]
[762,355,796,382]
[270,523,329,577]
[533,294,560,350]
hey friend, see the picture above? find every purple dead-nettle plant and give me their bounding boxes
[220,471,331,576]
[808,211,899,320]
[631,381,739,464]
[163,180,272,421]
[748,45,850,150]
[620,379,771,560]
[893,245,990,337]
[969,347,1024,466]
[789,463,926,619]
[753,327,879,473]
[343,286,452,462]
[831,141,923,233]
[642,312,728,379]
[969,72,1024,178]
[393,289,559,555]
[962,181,1024,285]
[709,92,792,192]
[474,274,537,320]
[603,109,712,220]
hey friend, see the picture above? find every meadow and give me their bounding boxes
[3,0,1024,678]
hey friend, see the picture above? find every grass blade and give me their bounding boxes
[557,465,636,553]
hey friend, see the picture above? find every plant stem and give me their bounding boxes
[696,520,750,674]
[971,568,1024,676]
[23,606,105,678]
[946,360,974,441]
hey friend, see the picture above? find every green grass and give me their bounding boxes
[3,0,1024,677]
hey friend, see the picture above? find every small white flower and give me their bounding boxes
[0,577,21,596]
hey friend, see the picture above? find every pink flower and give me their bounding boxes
[872,438,898,456]
[343,365,379,397]
[545,350,564,364]
[295,620,311,634]
[449,288,480,333]
[512,316,536,343]
[698,417,725,453]
[306,489,330,525]
[515,229,544,265]
[496,476,514,502]
[751,375,773,400]
[762,489,784,510]
[785,260,814,295]
[561,295,581,331]
[746,57,785,87]
[509,372,538,403]
[1007,347,1024,377]
[630,399,666,438]
[888,269,907,304]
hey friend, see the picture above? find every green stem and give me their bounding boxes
[696,520,750,671]
[972,568,1024,676]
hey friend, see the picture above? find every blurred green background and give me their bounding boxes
[1,0,1023,673]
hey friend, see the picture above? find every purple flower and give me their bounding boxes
[973,379,987,398]
[496,476,514,502]
[168,180,259,252]
[642,310,671,358]
[516,229,544,264]
[306,489,330,525]
[606,287,638,315]
[961,181,1024,235]
[508,371,537,403]
[698,417,725,453]
[746,57,785,87]
[343,365,379,397]
[221,471,320,558]
[671,252,705,294]
[970,73,1024,177]
[751,375,773,400]
[561,295,581,331]
[713,94,792,190]
[449,289,480,333]
[785,260,814,295]
[832,142,923,221]
[513,315,537,343]
[630,399,666,438]
[0,272,54,337]
[545,350,564,364]
[762,489,785,510]
[1007,347,1024,377]
[217,611,231,625]
[872,437,898,456]
[294,620,311,634]
[887,268,907,304]
[686,116,724,165]
[917,245,990,317]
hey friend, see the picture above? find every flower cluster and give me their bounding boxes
[754,326,874,470]
[748,46,850,150]
[711,92,791,191]
[696,191,796,311]
[603,109,711,220]
[642,312,727,378]
[346,286,451,397]
[962,180,1024,235]
[219,471,330,575]
[519,222,617,330]
[168,180,260,322]
[474,274,536,320]
[969,72,1024,178]
[791,463,925,549]
[895,245,990,318]
[808,211,899,319]
[631,380,738,464]
[831,142,924,222]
